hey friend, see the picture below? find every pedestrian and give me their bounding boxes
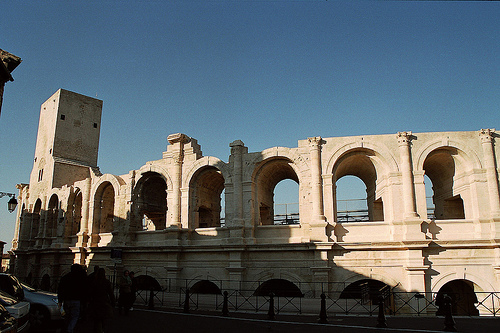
[129,271,137,311]
[89,268,115,333]
[118,270,133,316]
[58,263,87,333]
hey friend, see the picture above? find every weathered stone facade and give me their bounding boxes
[11,90,500,308]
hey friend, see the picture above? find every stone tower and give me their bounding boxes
[29,89,103,191]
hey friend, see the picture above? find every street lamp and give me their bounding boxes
[0,192,17,213]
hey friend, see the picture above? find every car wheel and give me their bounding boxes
[30,304,50,328]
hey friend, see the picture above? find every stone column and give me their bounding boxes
[397,132,419,219]
[168,134,189,228]
[479,129,500,217]
[308,137,327,242]
[308,137,326,222]
[77,177,91,247]
[230,140,245,224]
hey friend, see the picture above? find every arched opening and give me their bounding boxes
[135,172,167,231]
[30,200,42,247]
[423,149,465,220]
[254,279,303,297]
[335,176,369,222]
[254,158,299,226]
[340,279,390,304]
[436,279,479,316]
[92,182,115,245]
[65,190,82,243]
[40,274,50,291]
[134,275,162,291]
[190,280,222,294]
[333,151,383,222]
[46,194,59,240]
[273,179,299,225]
[189,166,225,229]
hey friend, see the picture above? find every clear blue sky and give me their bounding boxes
[1,1,498,249]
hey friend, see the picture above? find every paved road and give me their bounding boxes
[34,308,500,333]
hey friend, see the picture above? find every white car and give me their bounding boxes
[0,291,29,333]
[21,283,62,328]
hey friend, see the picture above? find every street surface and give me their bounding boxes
[33,307,500,333]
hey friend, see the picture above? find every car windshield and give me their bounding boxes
[21,283,36,292]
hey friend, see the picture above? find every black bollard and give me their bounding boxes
[267,292,275,320]
[443,295,457,332]
[148,289,154,309]
[222,291,229,317]
[183,288,190,313]
[318,293,328,324]
[376,295,387,328]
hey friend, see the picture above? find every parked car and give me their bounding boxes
[0,291,29,333]
[0,275,23,302]
[21,283,62,328]
[0,303,16,333]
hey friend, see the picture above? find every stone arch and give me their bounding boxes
[248,270,309,295]
[31,198,43,242]
[339,272,400,295]
[91,174,123,198]
[187,165,225,229]
[252,156,301,226]
[330,147,393,223]
[414,139,482,172]
[182,156,231,188]
[325,140,399,176]
[254,278,304,297]
[431,271,494,294]
[91,181,115,246]
[435,279,480,316]
[339,278,391,303]
[40,273,51,291]
[417,142,480,220]
[134,275,162,291]
[46,194,59,240]
[246,146,309,181]
[189,280,222,294]
[137,164,174,190]
[65,187,82,243]
[133,172,168,231]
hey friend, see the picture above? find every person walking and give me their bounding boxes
[88,268,115,333]
[58,264,87,333]
[118,270,133,316]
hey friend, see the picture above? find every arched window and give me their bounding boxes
[273,179,299,225]
[189,167,225,229]
[254,158,299,226]
[335,176,369,222]
[93,182,115,235]
[333,150,384,222]
[66,190,82,244]
[31,199,42,245]
[134,172,167,231]
[46,194,59,239]
[423,148,465,220]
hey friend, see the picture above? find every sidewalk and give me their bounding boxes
[74,307,500,333]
